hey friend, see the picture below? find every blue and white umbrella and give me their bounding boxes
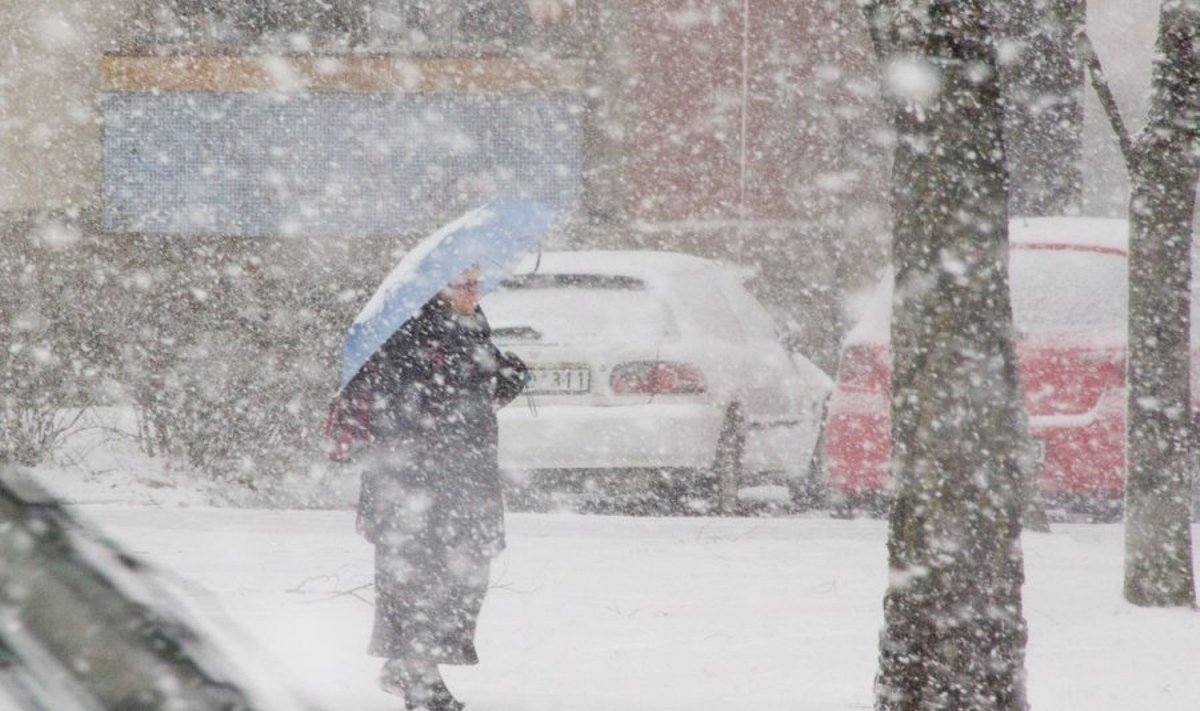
[339,199,558,391]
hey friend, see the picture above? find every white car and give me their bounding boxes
[481,250,832,513]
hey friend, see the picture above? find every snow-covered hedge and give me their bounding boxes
[0,216,387,501]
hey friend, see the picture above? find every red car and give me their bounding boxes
[820,217,1196,519]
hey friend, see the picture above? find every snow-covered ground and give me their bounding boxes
[24,414,1200,711]
[56,506,1200,711]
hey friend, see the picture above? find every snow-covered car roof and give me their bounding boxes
[1009,216,1128,253]
[509,249,743,284]
[843,217,1134,345]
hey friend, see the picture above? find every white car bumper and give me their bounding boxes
[497,402,724,471]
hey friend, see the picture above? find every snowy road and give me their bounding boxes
[76,508,1200,711]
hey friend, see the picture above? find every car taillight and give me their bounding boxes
[837,344,890,392]
[1020,347,1124,416]
[610,361,706,395]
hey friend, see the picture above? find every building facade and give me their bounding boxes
[3,0,892,368]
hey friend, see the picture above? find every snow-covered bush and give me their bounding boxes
[0,218,107,465]
[1,216,384,500]
[96,236,373,492]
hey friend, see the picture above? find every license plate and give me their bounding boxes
[526,366,591,394]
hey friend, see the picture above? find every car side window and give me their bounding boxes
[667,273,744,342]
[718,276,780,342]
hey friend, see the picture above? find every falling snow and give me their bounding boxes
[0,2,1194,710]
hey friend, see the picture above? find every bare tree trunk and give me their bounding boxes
[1125,1,1198,608]
[863,2,1029,709]
[995,0,1084,216]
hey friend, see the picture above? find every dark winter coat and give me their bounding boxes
[350,296,526,558]
[338,296,526,663]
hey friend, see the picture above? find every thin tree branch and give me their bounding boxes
[1076,27,1138,174]
[286,575,375,606]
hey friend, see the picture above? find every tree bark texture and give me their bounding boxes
[994,0,1084,217]
[1124,1,1199,608]
[863,2,1029,709]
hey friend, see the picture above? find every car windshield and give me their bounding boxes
[483,274,678,342]
[1010,248,1127,332]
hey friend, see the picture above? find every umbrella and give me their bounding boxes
[339,199,558,391]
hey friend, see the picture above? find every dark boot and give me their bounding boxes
[380,660,465,711]
[427,680,466,711]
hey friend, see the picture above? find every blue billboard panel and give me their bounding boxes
[102,92,582,237]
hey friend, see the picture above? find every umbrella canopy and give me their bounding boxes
[339,199,558,391]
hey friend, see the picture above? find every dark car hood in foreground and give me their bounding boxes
[0,466,321,711]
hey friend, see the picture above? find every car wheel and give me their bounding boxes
[712,407,746,516]
[501,477,548,513]
[829,492,889,519]
[1086,494,1123,523]
[830,498,855,519]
